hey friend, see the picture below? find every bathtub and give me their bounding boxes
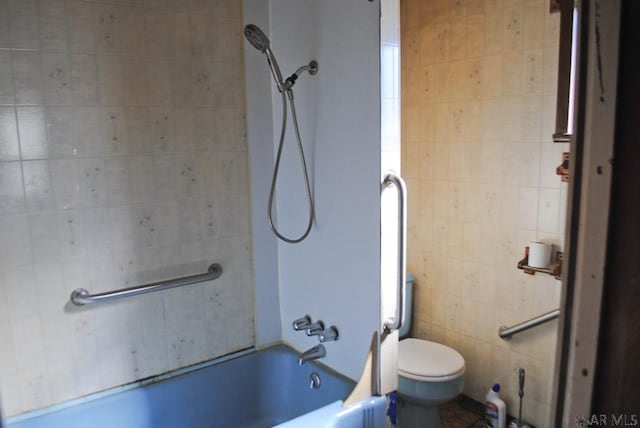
[4,345,387,428]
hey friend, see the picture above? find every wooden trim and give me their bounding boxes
[551,0,588,421]
[592,0,640,414]
[552,0,622,425]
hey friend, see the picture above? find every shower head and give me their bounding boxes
[244,24,285,90]
[244,24,270,53]
[244,24,318,93]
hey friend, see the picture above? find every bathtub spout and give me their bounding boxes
[298,345,326,365]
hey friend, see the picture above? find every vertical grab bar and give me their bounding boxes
[382,172,407,333]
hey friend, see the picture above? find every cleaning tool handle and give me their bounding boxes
[518,368,525,398]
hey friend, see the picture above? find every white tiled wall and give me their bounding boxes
[401,0,567,426]
[0,0,254,417]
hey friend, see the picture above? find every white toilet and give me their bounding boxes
[397,274,466,428]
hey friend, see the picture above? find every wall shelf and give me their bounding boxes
[517,247,563,280]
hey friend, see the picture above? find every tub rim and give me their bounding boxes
[4,342,355,425]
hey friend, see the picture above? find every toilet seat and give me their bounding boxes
[399,338,465,382]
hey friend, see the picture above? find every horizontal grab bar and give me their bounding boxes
[70,263,223,306]
[498,308,560,340]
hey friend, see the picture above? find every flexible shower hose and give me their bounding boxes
[267,89,315,243]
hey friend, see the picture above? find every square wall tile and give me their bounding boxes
[0,161,24,215]
[17,107,48,160]
[12,52,44,105]
[0,0,253,417]
[401,0,565,412]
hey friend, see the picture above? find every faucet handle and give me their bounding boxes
[318,326,339,342]
[305,321,325,336]
[292,315,312,331]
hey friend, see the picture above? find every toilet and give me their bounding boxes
[397,274,466,428]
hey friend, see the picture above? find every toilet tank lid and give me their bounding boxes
[398,338,465,381]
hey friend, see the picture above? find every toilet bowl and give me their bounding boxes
[397,274,466,428]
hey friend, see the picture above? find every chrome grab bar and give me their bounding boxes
[70,263,223,306]
[382,172,407,333]
[498,308,560,340]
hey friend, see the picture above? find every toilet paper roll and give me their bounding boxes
[528,242,552,268]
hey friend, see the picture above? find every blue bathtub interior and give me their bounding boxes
[5,345,356,428]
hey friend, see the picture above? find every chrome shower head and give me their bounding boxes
[244,24,285,90]
[244,24,270,53]
[244,24,318,93]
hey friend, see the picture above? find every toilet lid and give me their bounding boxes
[398,338,465,382]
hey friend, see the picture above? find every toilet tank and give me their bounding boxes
[399,273,415,339]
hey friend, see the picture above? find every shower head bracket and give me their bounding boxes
[284,61,319,91]
[308,60,319,75]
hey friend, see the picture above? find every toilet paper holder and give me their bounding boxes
[517,246,563,280]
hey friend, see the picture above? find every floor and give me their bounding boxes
[437,395,536,428]
[437,395,487,428]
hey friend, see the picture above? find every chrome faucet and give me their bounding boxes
[318,326,339,342]
[292,315,312,331]
[298,344,326,365]
[305,321,325,336]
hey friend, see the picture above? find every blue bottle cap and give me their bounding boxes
[492,383,500,392]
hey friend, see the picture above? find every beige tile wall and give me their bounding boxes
[0,0,253,417]
[401,0,568,425]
